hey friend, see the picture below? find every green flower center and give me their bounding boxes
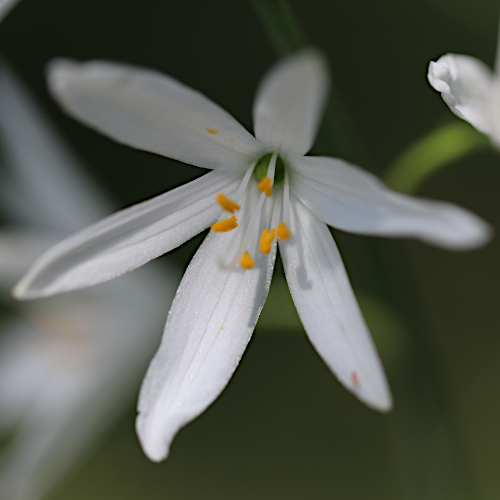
[253,152,285,185]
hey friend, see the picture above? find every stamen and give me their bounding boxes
[282,170,290,226]
[234,163,256,202]
[258,177,273,196]
[221,191,266,270]
[218,153,280,270]
[277,221,291,240]
[257,152,277,197]
[253,153,285,184]
[270,190,283,231]
[240,251,255,269]
[211,216,238,232]
[216,193,240,213]
[259,229,276,254]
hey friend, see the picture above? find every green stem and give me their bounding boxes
[250,0,306,55]
[384,121,490,194]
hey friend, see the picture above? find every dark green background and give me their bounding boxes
[1,0,499,498]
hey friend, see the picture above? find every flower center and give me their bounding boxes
[253,152,286,185]
[211,152,291,269]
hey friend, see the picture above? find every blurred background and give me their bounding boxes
[1,0,500,498]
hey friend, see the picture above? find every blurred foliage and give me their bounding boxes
[385,121,491,194]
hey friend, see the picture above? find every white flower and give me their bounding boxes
[428,30,500,147]
[13,50,490,462]
[0,63,177,498]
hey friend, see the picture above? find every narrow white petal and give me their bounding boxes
[136,188,276,462]
[14,171,240,298]
[280,200,392,411]
[427,54,499,144]
[253,49,329,155]
[0,0,20,23]
[47,59,264,171]
[0,63,111,232]
[289,155,492,250]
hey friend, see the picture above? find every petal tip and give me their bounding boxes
[441,211,493,252]
[135,413,172,463]
[10,279,33,301]
[11,282,46,301]
[46,58,80,96]
[426,53,494,134]
[10,283,25,300]
[370,393,393,413]
[290,47,330,87]
[11,264,70,300]
[427,58,451,92]
[468,219,494,249]
[355,380,393,413]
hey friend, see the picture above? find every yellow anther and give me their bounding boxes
[211,216,238,232]
[277,221,291,240]
[240,251,255,269]
[258,177,273,196]
[216,193,240,213]
[259,228,276,254]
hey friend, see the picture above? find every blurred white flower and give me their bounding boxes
[428,25,500,147]
[0,0,21,23]
[13,50,490,462]
[0,63,177,499]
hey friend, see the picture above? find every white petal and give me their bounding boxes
[253,49,329,155]
[0,266,175,500]
[289,155,492,250]
[280,200,391,411]
[0,375,98,500]
[136,188,276,462]
[0,0,20,23]
[427,54,499,143]
[14,171,240,298]
[0,63,111,232]
[47,59,264,171]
